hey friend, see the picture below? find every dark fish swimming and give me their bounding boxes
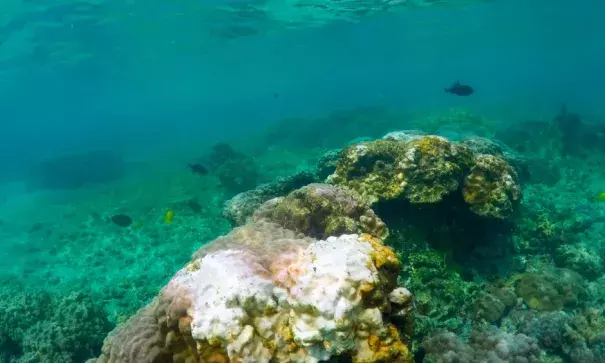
[188,163,208,175]
[445,81,474,96]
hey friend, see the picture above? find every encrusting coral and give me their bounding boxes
[90,185,413,363]
[328,133,520,219]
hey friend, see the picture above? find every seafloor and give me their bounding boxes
[1,106,605,363]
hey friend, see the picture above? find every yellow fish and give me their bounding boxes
[596,192,605,201]
[164,210,175,224]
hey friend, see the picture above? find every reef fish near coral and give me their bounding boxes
[445,81,474,96]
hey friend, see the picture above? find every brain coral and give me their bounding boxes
[90,220,412,363]
[253,183,388,240]
[462,154,521,219]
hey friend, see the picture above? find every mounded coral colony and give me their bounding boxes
[91,222,412,362]
[89,131,525,363]
[329,134,520,219]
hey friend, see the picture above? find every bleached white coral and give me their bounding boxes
[287,235,376,358]
[162,227,406,362]
[171,249,283,361]
[92,221,411,363]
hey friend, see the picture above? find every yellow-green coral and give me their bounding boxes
[462,154,521,219]
[330,141,407,203]
[399,136,474,204]
[330,136,474,205]
[329,135,521,219]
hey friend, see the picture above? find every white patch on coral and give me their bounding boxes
[170,250,283,362]
[287,235,377,358]
[167,234,386,363]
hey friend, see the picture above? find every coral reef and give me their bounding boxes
[398,248,481,339]
[462,154,521,219]
[514,268,586,312]
[0,286,110,363]
[398,136,474,204]
[329,139,408,203]
[420,327,542,362]
[253,183,388,239]
[329,134,520,219]
[460,137,529,180]
[6,106,605,363]
[91,220,412,363]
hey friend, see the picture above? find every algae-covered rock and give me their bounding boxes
[462,154,521,219]
[253,183,388,239]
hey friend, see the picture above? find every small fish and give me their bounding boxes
[188,163,208,175]
[273,92,279,99]
[164,210,174,224]
[445,81,474,96]
[595,192,605,201]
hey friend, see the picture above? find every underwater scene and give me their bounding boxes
[1,0,605,362]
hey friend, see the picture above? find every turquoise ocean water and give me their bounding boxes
[1,0,605,361]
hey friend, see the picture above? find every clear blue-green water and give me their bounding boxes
[1,0,605,362]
